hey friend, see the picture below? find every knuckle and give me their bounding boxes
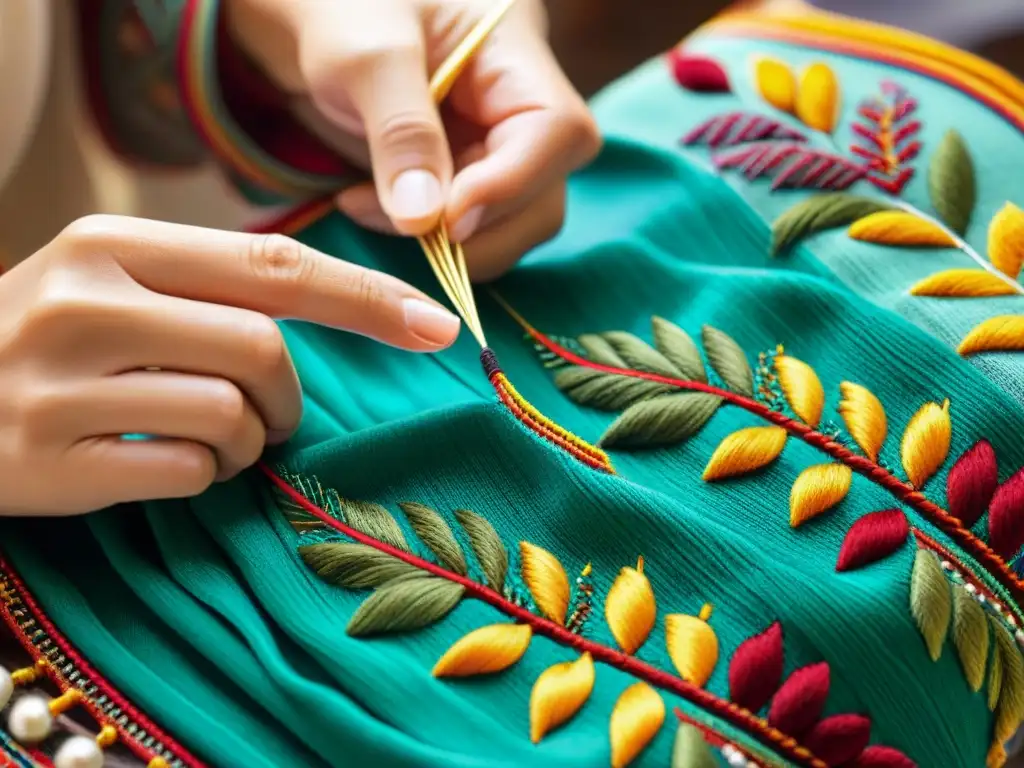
[17,384,67,436]
[563,105,602,163]
[26,273,103,335]
[243,314,289,376]
[346,268,386,310]
[373,110,445,157]
[55,214,125,261]
[174,447,218,496]
[247,234,318,289]
[204,382,249,442]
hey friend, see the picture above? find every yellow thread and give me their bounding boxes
[754,57,796,113]
[529,653,595,743]
[11,659,48,686]
[609,682,666,768]
[901,399,952,488]
[665,605,719,687]
[958,316,1024,356]
[775,355,825,427]
[96,725,118,748]
[838,382,888,461]
[49,689,83,716]
[909,269,1018,297]
[147,758,170,768]
[848,211,958,247]
[432,624,532,677]
[989,202,1024,279]
[519,541,571,624]
[702,426,788,482]
[581,562,593,578]
[796,62,841,133]
[790,463,853,528]
[605,557,657,655]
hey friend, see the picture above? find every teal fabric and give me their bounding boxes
[4,25,1024,768]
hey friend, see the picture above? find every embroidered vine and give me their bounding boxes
[264,464,913,768]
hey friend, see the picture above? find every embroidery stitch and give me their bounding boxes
[851,82,921,194]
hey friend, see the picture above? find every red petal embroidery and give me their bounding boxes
[668,51,730,93]
[803,714,872,765]
[682,113,807,148]
[946,440,999,528]
[728,621,784,712]
[767,662,830,736]
[846,745,918,768]
[989,468,1024,559]
[835,509,909,572]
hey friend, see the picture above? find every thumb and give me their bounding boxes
[299,7,452,236]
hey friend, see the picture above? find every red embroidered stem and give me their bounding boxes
[260,463,826,768]
[522,328,1024,606]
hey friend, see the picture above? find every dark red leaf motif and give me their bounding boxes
[768,661,830,736]
[682,113,807,148]
[851,81,921,195]
[989,468,1024,559]
[668,51,731,93]
[946,440,999,528]
[803,714,872,765]
[729,621,784,712]
[713,142,867,190]
[846,745,918,768]
[836,509,909,572]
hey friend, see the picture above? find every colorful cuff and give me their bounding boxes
[177,0,350,200]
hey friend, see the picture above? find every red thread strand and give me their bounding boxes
[946,440,999,529]
[728,621,784,713]
[835,509,910,572]
[768,662,831,737]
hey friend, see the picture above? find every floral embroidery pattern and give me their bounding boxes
[263,465,913,768]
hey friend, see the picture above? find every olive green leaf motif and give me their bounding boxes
[771,193,895,255]
[929,129,975,236]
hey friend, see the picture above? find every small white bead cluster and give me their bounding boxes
[939,559,1024,649]
[0,664,105,768]
[721,742,759,767]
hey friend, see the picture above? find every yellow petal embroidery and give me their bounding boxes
[796,62,840,133]
[529,653,595,743]
[989,202,1024,279]
[838,382,887,461]
[958,316,1024,356]
[605,557,656,655]
[775,355,825,427]
[909,269,1019,297]
[848,211,957,248]
[432,624,532,677]
[609,682,666,768]
[519,541,570,624]
[754,58,796,113]
[790,464,853,527]
[702,426,787,481]
[901,400,951,488]
[665,604,719,687]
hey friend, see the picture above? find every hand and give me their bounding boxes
[0,215,460,516]
[226,0,602,280]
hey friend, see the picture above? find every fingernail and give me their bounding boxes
[450,206,484,243]
[390,170,443,223]
[402,299,461,346]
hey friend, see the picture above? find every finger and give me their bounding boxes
[297,1,452,234]
[55,371,268,480]
[56,216,461,351]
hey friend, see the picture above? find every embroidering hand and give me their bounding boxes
[226,0,602,280]
[0,216,460,516]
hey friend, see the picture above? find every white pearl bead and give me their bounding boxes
[1016,630,1024,646]
[1009,614,1018,627]
[940,560,953,571]
[728,752,748,767]
[54,736,105,768]
[0,666,12,710]
[965,583,977,595]
[721,744,739,759]
[8,695,53,742]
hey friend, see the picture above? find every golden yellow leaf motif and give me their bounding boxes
[519,541,570,624]
[910,269,1019,298]
[959,316,1024,356]
[901,400,951,488]
[665,604,719,687]
[605,557,656,655]
[529,653,595,743]
[609,682,666,768]
[838,382,887,461]
[775,355,825,427]
[702,426,788,481]
[989,202,1024,279]
[432,624,532,677]
[790,464,853,528]
[796,62,840,133]
[848,211,957,248]
[754,57,797,113]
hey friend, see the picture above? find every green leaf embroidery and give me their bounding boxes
[347,576,465,636]
[342,499,410,553]
[952,585,989,692]
[602,331,684,377]
[910,549,951,662]
[701,326,754,397]
[399,502,468,575]
[928,130,975,235]
[578,334,628,367]
[300,542,421,589]
[771,193,894,255]
[652,317,707,383]
[671,723,717,768]
[600,393,723,448]
[555,367,673,411]
[992,618,1024,751]
[455,509,508,592]
[989,616,1005,712]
